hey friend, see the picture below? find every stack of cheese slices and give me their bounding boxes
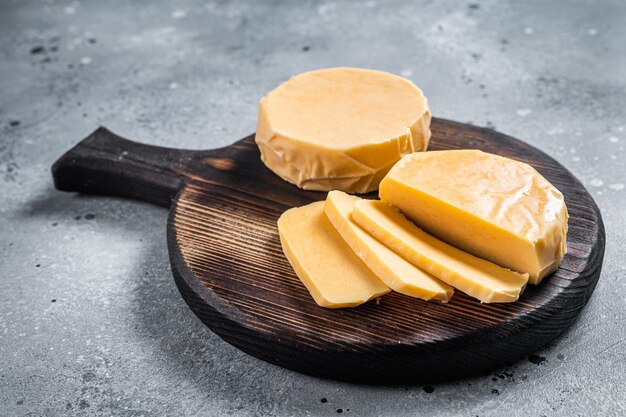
[260,67,568,308]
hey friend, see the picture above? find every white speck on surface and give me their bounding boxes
[524,27,534,34]
[572,156,581,162]
[365,1,376,7]
[609,136,619,143]
[401,69,413,77]
[169,82,178,89]
[611,155,617,159]
[594,156,599,161]
[590,179,604,187]
[588,28,598,35]
[64,2,79,15]
[131,35,143,43]
[80,57,92,65]
[609,183,624,191]
[517,108,532,117]
[547,126,565,135]
[317,3,337,18]
[172,9,186,19]
[570,148,576,153]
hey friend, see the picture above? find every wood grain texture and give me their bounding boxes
[52,119,605,383]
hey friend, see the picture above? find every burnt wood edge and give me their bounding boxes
[166,185,605,384]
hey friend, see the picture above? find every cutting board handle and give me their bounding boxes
[52,127,200,207]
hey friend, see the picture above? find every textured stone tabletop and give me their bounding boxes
[1,1,625,416]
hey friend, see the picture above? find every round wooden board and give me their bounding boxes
[52,118,605,383]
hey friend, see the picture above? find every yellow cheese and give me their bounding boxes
[324,191,454,302]
[256,142,395,192]
[379,150,568,283]
[256,67,431,193]
[277,201,390,308]
[352,200,529,303]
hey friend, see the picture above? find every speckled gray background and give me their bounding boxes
[1,0,624,416]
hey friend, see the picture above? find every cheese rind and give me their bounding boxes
[256,67,431,193]
[324,191,454,302]
[352,200,529,303]
[257,142,396,192]
[379,150,568,283]
[277,201,390,308]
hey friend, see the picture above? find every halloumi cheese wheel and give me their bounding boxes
[256,67,431,193]
[380,150,568,283]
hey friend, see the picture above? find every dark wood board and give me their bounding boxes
[51,118,605,384]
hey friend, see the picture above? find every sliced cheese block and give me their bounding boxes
[277,201,390,308]
[352,200,529,303]
[256,67,431,193]
[324,191,454,302]
[380,150,568,284]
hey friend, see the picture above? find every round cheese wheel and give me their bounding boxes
[255,67,431,193]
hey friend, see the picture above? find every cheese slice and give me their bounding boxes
[324,191,454,302]
[277,201,390,308]
[256,67,431,193]
[379,150,568,284]
[352,200,529,303]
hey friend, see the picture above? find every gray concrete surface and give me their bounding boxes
[1,0,625,416]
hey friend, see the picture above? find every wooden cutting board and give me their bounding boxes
[52,118,605,384]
